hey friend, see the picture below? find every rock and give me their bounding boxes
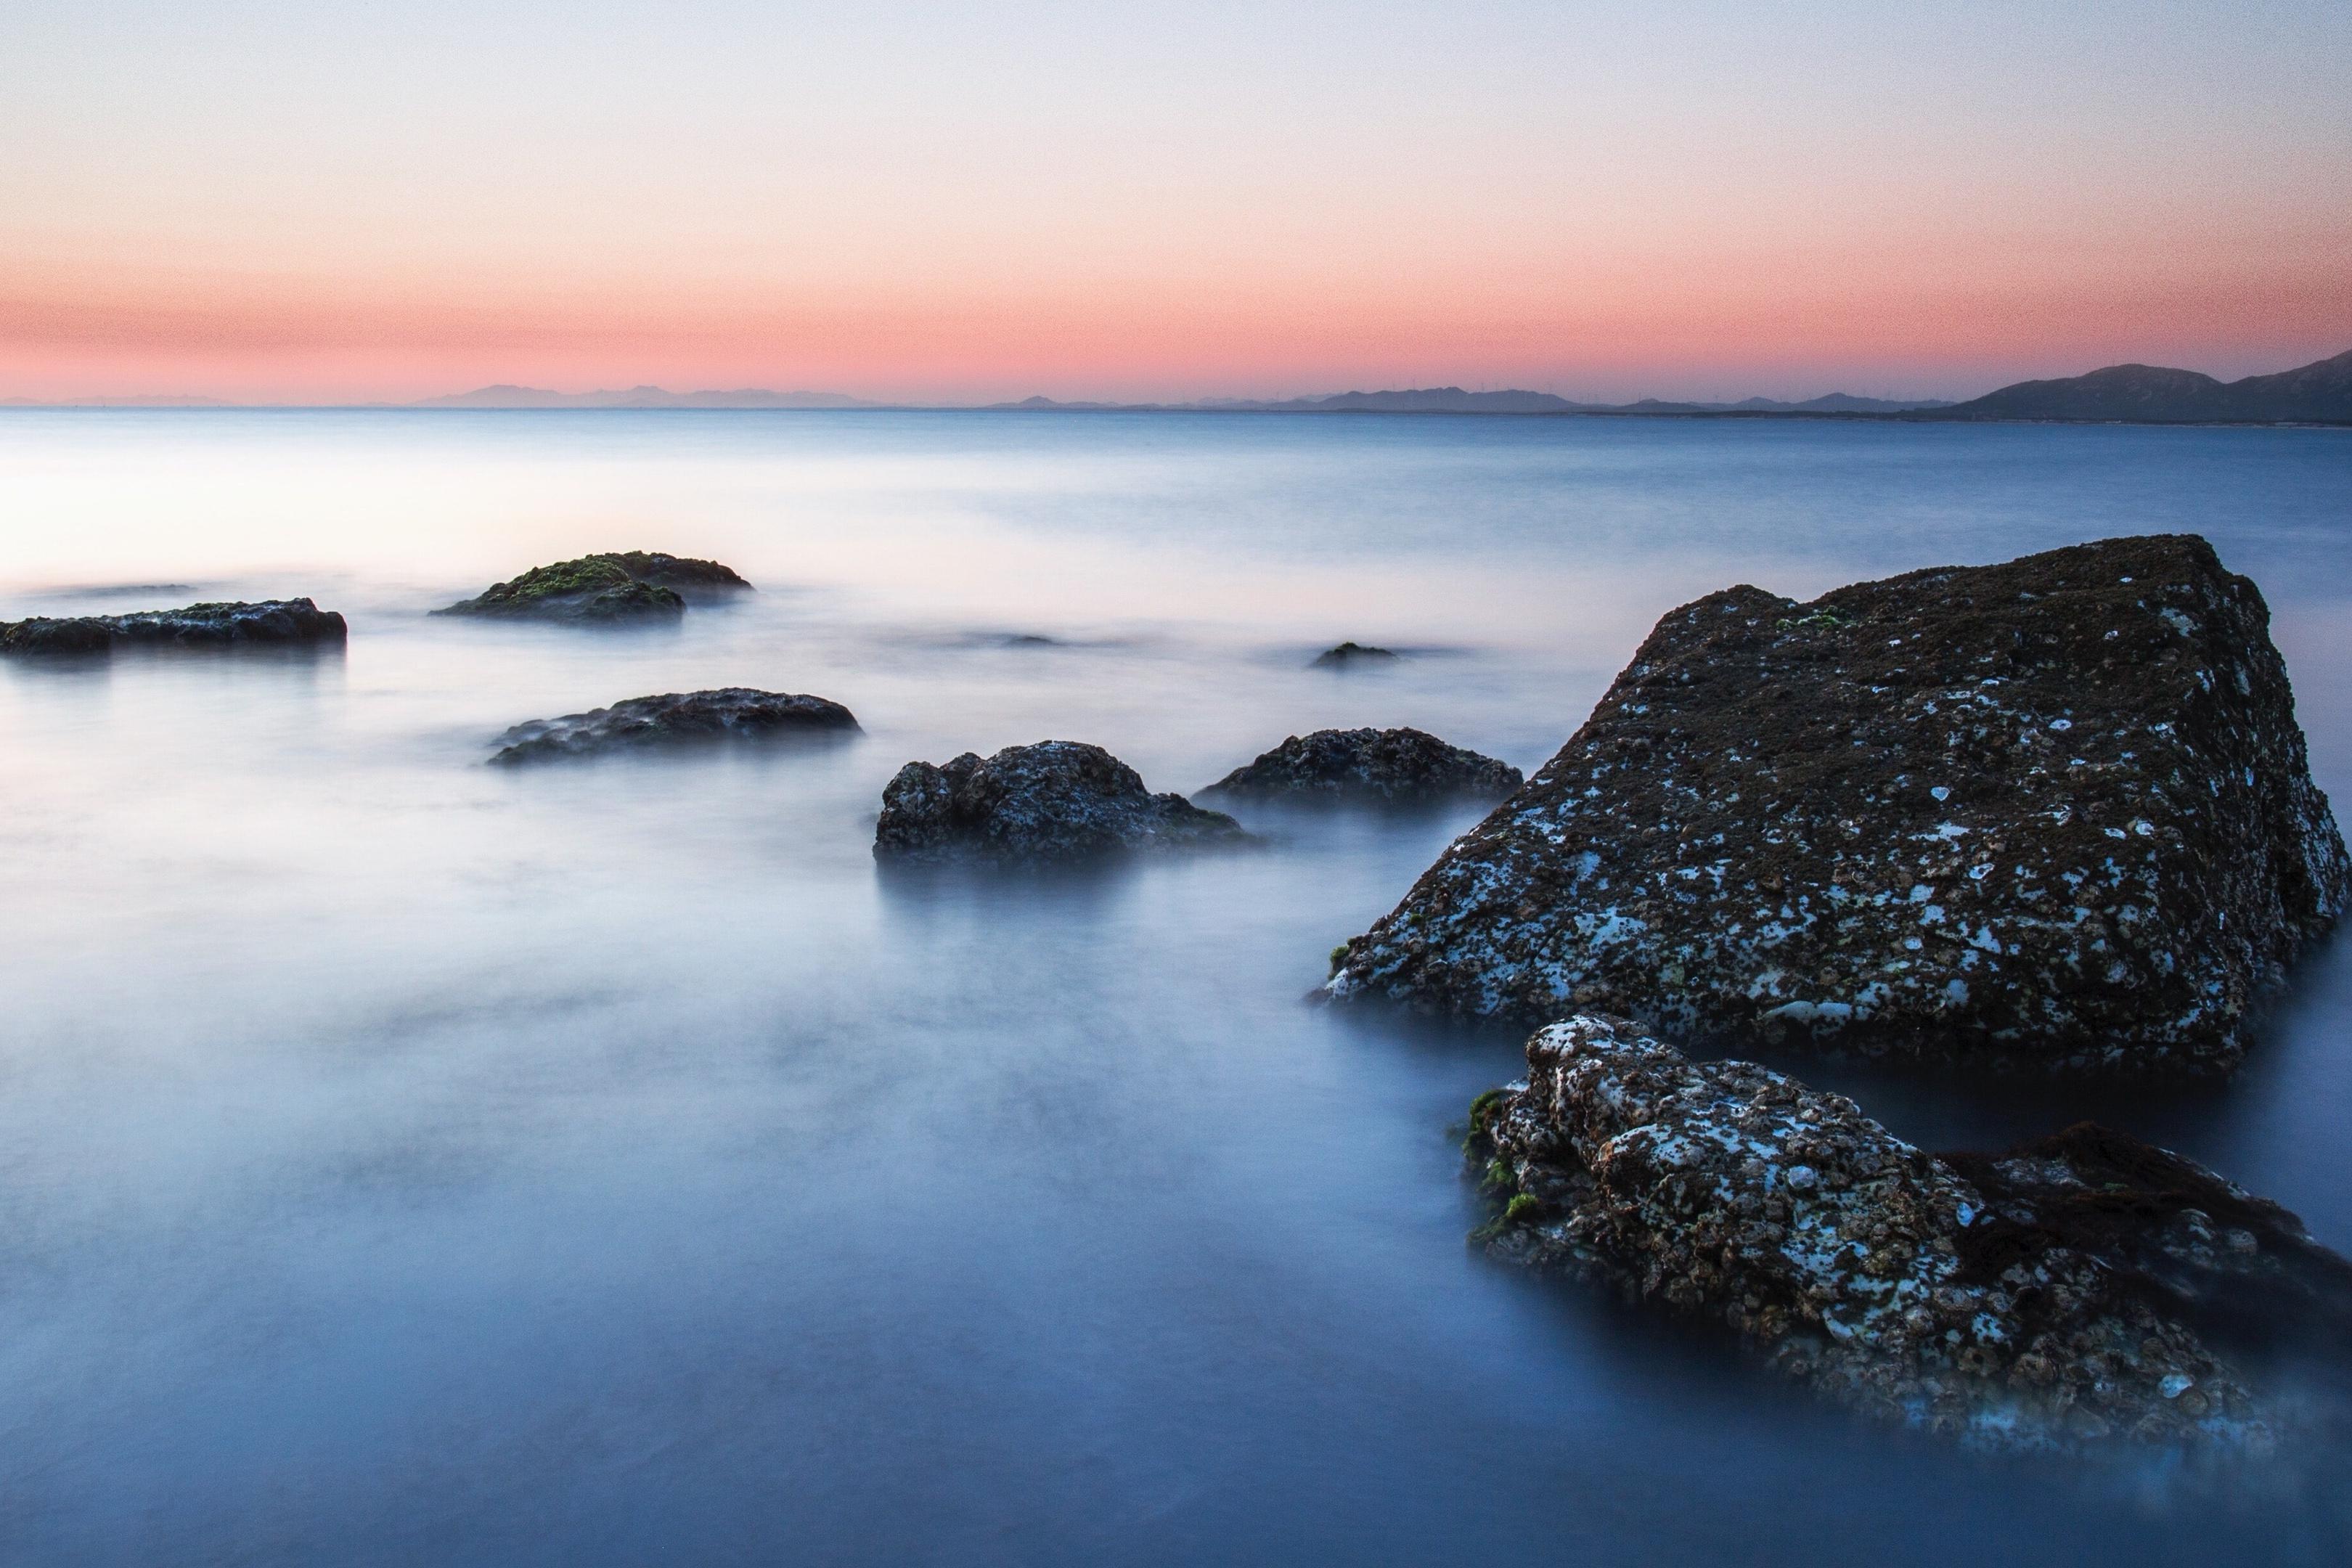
[873,740,1249,862]
[1312,641,1398,667]
[1201,727,1523,805]
[1331,535,2348,1074]
[593,551,753,600]
[1466,1014,2352,1452]
[0,599,348,655]
[434,552,747,622]
[489,688,858,764]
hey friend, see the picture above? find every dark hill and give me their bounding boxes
[2226,348,2352,421]
[1938,350,2352,423]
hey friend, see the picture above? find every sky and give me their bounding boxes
[1,1,2347,405]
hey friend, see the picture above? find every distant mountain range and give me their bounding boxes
[992,351,2352,422]
[995,387,1953,414]
[413,384,878,408]
[11,350,2347,421]
[0,393,240,407]
[1930,348,2352,423]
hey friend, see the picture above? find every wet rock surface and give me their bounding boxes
[436,552,748,622]
[1202,727,1523,805]
[1331,535,2349,1074]
[0,599,348,655]
[1467,1014,2352,1453]
[1312,640,1397,667]
[490,688,858,764]
[874,740,1249,862]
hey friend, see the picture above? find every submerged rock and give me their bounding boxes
[1467,1014,2352,1452]
[0,599,348,655]
[1312,641,1398,667]
[490,688,858,764]
[436,552,748,623]
[1331,535,2348,1074]
[874,740,1248,862]
[1202,727,1522,805]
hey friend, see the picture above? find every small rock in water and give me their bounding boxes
[1331,534,2349,1075]
[589,551,753,600]
[1311,640,1400,667]
[1466,1014,2352,1453]
[873,740,1249,862]
[0,599,348,656]
[435,552,749,623]
[490,688,858,764]
[1201,727,1522,805]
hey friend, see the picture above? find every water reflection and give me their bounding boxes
[0,411,2347,1564]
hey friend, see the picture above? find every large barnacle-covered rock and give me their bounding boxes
[874,740,1248,863]
[1331,535,2348,1074]
[1467,1015,2352,1451]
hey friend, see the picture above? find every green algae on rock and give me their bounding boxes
[1330,535,2349,1075]
[1468,1014,2352,1453]
[435,552,749,623]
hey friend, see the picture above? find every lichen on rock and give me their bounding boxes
[490,688,857,764]
[1467,1014,2352,1452]
[873,740,1249,862]
[1202,727,1522,806]
[0,599,348,655]
[435,552,748,623]
[1331,534,2349,1074]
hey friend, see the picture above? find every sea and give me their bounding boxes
[1,409,2348,1564]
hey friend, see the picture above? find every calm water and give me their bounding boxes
[1,411,2348,1565]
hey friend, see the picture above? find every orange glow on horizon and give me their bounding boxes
[5,226,2345,406]
[4,4,2348,404]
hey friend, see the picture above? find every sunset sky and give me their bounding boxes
[3,1,2347,405]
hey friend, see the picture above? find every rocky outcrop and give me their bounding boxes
[1202,727,1522,805]
[490,688,858,764]
[874,740,1248,862]
[1331,535,2349,1074]
[1312,641,1397,667]
[0,599,348,655]
[1467,1014,2352,1452]
[592,551,753,599]
[435,552,748,622]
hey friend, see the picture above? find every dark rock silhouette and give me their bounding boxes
[0,599,347,655]
[490,688,857,764]
[435,552,748,622]
[1466,1015,2352,1451]
[1202,727,1522,805]
[1330,535,2348,1074]
[874,740,1247,862]
[1312,641,1398,668]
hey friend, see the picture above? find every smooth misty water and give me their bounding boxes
[1,410,2348,1566]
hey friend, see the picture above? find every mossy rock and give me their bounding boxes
[435,552,747,622]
